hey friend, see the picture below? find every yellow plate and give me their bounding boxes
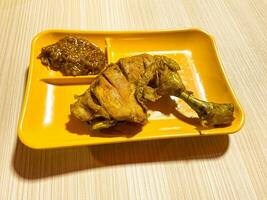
[18,29,245,149]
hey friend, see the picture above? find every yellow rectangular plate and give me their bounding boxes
[18,29,244,149]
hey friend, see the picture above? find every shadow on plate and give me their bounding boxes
[12,135,229,180]
[66,114,142,137]
[147,95,201,127]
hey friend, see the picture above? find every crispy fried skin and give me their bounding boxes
[71,54,234,129]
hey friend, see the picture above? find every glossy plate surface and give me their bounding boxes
[18,29,244,149]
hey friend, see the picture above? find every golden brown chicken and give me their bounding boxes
[70,54,234,129]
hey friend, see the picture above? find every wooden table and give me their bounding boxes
[0,0,266,199]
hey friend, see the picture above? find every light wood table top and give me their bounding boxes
[0,0,266,199]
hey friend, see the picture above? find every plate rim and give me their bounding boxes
[17,28,245,149]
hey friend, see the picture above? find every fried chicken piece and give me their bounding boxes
[70,62,147,129]
[71,54,234,129]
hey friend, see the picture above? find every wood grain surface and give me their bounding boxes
[0,0,267,199]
